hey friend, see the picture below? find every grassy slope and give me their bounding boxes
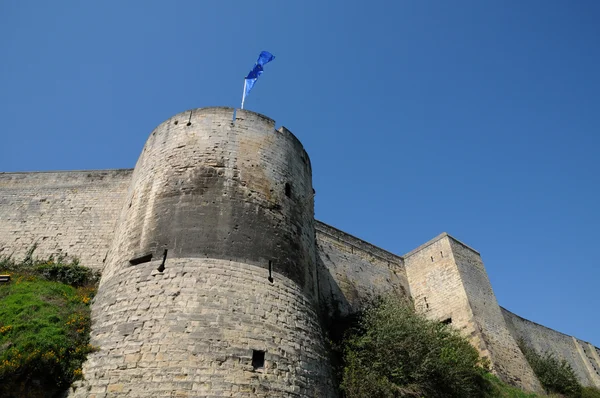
[0,275,94,398]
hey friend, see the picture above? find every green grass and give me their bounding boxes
[0,256,97,398]
[582,386,600,398]
[483,373,541,398]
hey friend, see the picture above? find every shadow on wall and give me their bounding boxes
[315,239,411,342]
[317,251,352,322]
[315,241,413,396]
[315,237,410,322]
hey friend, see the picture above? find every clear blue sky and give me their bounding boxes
[1,1,598,345]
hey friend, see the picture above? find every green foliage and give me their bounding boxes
[483,373,540,398]
[0,255,97,398]
[34,261,99,287]
[519,340,582,397]
[582,386,600,398]
[340,296,491,397]
[0,247,99,287]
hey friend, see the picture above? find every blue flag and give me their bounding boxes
[241,51,275,109]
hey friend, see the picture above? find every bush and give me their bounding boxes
[0,248,99,287]
[34,262,99,287]
[519,340,581,397]
[340,296,490,398]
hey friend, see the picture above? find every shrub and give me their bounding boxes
[340,296,490,398]
[519,340,581,397]
[0,248,99,287]
[34,262,99,287]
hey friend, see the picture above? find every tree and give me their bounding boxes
[340,297,489,398]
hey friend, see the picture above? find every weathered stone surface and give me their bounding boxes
[71,108,333,397]
[72,258,334,397]
[0,169,132,271]
[316,221,410,318]
[102,108,317,299]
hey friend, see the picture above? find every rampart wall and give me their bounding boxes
[502,307,600,387]
[0,170,132,271]
[315,221,410,318]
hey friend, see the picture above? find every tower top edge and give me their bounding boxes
[403,232,481,259]
[152,107,311,169]
[160,107,275,126]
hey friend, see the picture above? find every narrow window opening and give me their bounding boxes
[252,350,265,370]
[157,249,168,272]
[440,251,443,258]
[431,256,434,262]
[130,253,152,265]
[424,297,429,309]
[284,183,291,198]
[268,260,274,283]
[441,318,452,325]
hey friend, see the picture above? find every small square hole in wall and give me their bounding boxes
[252,350,265,370]
[441,318,452,325]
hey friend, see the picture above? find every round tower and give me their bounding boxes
[73,108,333,397]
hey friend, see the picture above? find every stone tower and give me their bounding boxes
[404,233,544,393]
[72,108,334,397]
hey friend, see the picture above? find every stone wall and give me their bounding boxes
[502,307,600,388]
[72,258,334,397]
[448,238,543,392]
[315,221,410,318]
[0,170,132,271]
[404,233,543,393]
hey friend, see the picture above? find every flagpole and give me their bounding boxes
[241,80,247,109]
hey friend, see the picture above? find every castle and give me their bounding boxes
[0,107,598,397]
